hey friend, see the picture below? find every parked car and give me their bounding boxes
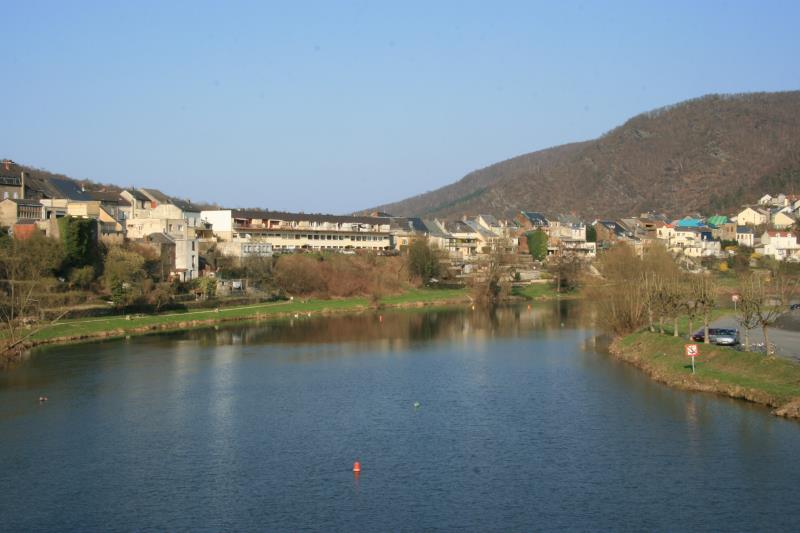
[691,328,740,346]
[790,303,800,311]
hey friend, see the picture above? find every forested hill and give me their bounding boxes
[369,91,800,219]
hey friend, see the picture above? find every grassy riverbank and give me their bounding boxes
[3,288,472,350]
[1,282,569,355]
[611,332,800,419]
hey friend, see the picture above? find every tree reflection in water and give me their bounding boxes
[181,300,595,350]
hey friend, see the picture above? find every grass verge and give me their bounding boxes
[611,331,800,420]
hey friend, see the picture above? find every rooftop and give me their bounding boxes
[441,220,475,234]
[520,211,550,226]
[124,189,150,202]
[25,176,92,201]
[230,209,389,226]
[86,190,125,203]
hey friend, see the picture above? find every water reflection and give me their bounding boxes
[175,301,596,352]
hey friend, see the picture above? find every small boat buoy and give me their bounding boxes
[527,304,531,310]
[379,315,383,323]
[353,461,361,473]
[413,401,421,410]
[38,396,48,403]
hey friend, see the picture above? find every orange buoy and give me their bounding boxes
[379,315,383,322]
[353,461,361,473]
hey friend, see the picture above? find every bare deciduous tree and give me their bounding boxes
[0,234,64,358]
[690,274,717,344]
[739,272,795,354]
[735,276,761,351]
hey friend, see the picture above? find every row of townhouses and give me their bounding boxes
[0,160,203,280]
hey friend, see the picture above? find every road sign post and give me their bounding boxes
[685,343,699,374]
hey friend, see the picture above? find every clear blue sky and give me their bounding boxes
[2,1,799,213]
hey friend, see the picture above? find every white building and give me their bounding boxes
[735,226,755,248]
[664,227,722,257]
[757,231,800,261]
[201,209,391,254]
[656,224,676,241]
[142,232,199,281]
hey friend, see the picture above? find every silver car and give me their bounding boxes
[691,328,740,346]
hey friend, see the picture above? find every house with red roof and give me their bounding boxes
[757,230,800,261]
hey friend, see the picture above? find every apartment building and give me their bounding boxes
[201,209,391,254]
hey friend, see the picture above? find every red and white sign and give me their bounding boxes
[731,293,740,303]
[685,344,699,357]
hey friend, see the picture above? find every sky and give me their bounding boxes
[2,1,799,213]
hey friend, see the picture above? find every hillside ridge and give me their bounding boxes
[370,91,800,219]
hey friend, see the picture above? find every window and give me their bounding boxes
[191,241,196,251]
[2,192,7,199]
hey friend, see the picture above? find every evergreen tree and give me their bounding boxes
[526,230,548,261]
[58,216,99,270]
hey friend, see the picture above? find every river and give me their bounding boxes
[1,302,799,531]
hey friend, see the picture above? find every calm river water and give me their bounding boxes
[1,302,799,531]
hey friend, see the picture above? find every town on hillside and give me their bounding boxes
[1,158,800,286]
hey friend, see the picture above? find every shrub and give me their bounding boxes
[274,255,327,295]
[273,253,407,298]
[407,240,441,282]
[68,265,96,289]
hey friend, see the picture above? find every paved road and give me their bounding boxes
[707,315,800,362]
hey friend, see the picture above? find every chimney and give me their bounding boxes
[20,171,25,200]
[3,159,11,171]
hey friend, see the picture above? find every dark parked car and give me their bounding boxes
[790,303,800,311]
[691,328,740,346]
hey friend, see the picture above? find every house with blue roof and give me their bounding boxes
[675,216,705,229]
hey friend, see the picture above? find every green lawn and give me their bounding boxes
[512,283,554,299]
[379,288,469,305]
[618,331,800,404]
